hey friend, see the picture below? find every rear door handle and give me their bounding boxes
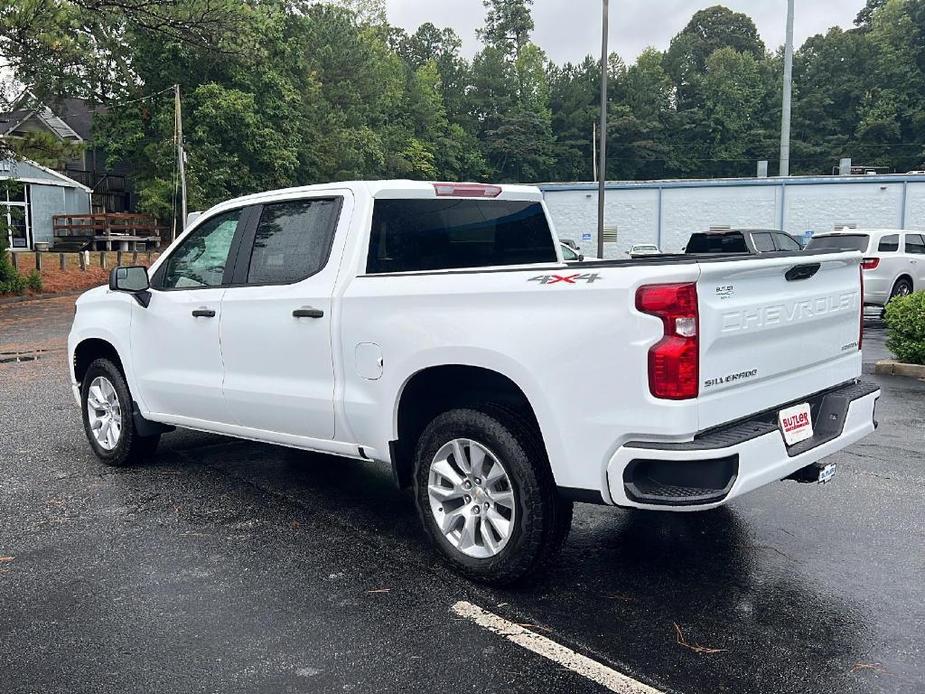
[191,308,216,318]
[293,307,324,318]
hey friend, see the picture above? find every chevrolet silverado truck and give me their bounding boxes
[68,181,880,584]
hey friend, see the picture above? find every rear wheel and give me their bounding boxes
[890,277,913,301]
[81,358,160,466]
[413,407,572,585]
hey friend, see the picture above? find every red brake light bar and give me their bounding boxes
[433,183,502,198]
[861,257,880,270]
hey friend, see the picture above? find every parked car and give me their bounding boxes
[559,238,580,251]
[805,229,925,306]
[69,180,879,584]
[560,242,584,261]
[684,228,803,254]
[560,242,598,262]
[627,243,661,257]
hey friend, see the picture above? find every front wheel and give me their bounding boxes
[80,358,160,466]
[413,407,572,585]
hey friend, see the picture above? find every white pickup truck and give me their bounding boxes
[68,181,880,583]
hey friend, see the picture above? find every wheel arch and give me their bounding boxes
[73,337,125,386]
[390,363,549,489]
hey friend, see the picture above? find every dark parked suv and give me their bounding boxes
[684,229,803,254]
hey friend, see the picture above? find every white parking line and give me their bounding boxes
[451,601,663,694]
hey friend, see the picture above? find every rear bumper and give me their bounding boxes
[863,275,891,306]
[606,380,880,510]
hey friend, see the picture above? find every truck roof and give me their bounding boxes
[199,180,544,220]
[813,228,905,237]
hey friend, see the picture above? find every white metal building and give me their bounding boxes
[541,174,925,258]
[0,158,91,250]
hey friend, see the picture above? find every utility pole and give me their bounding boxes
[174,84,188,241]
[597,0,609,259]
[779,0,795,177]
[592,121,597,182]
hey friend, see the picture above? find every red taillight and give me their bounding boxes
[636,283,699,400]
[861,257,880,270]
[433,183,502,198]
[859,264,864,351]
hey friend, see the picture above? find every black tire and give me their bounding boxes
[889,277,913,301]
[413,407,572,585]
[80,358,160,466]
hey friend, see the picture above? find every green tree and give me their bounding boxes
[665,5,766,109]
[478,0,534,57]
[471,0,554,180]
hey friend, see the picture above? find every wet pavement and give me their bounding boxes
[1,296,923,693]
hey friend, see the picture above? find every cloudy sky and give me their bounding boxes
[384,0,866,64]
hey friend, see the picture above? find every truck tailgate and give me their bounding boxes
[696,252,863,430]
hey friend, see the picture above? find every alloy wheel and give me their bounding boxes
[86,376,123,451]
[427,438,516,559]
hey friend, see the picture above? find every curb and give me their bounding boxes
[873,360,925,379]
[0,290,85,307]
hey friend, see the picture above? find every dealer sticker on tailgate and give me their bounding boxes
[779,402,813,446]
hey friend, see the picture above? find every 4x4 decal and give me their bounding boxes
[528,273,602,285]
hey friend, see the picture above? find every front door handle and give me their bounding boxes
[293,307,324,319]
[192,308,216,318]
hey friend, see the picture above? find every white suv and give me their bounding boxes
[806,229,925,306]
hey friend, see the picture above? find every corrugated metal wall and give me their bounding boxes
[542,176,925,258]
[1,159,91,248]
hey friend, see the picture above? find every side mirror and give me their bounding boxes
[109,266,151,307]
[578,253,585,262]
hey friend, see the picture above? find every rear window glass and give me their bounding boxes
[906,234,925,255]
[878,234,899,252]
[367,199,557,274]
[805,234,869,252]
[685,233,748,253]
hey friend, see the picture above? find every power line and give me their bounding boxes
[102,86,174,109]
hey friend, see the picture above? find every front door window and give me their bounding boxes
[157,210,241,289]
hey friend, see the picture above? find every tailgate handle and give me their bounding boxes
[785,263,820,281]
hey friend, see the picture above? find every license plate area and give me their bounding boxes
[817,462,837,484]
[778,402,813,446]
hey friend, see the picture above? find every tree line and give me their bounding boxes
[2,0,925,217]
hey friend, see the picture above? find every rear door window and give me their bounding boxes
[878,234,900,253]
[367,199,557,273]
[773,233,801,251]
[905,233,925,255]
[245,198,341,285]
[805,234,870,252]
[752,233,775,252]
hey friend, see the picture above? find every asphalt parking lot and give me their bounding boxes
[1,295,923,694]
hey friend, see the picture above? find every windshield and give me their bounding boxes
[805,234,869,252]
